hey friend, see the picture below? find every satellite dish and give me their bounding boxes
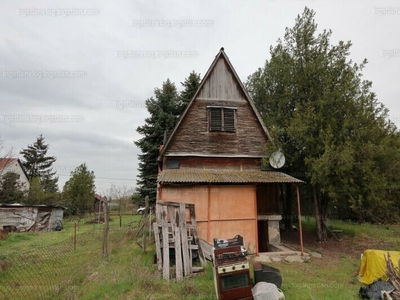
[269,151,285,169]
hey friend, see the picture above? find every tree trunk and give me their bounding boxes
[313,185,326,242]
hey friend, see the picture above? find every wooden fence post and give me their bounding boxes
[74,222,77,251]
[142,196,149,252]
[103,201,109,257]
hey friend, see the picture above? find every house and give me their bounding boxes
[93,193,107,213]
[0,158,30,191]
[157,48,304,254]
[0,203,65,232]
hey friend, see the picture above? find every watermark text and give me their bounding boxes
[17,8,99,17]
[3,70,86,79]
[132,19,213,28]
[0,115,84,123]
[115,50,197,59]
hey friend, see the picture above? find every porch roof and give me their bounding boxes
[158,169,304,184]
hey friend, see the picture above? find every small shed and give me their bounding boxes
[0,203,65,232]
[93,193,107,213]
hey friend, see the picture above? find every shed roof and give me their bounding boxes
[158,169,304,184]
[0,203,66,209]
[94,193,107,202]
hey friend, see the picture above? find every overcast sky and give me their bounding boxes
[1,0,399,197]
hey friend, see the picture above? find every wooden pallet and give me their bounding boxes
[153,201,206,281]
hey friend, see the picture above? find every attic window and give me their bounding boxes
[166,159,180,169]
[208,107,236,132]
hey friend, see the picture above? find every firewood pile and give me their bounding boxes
[385,252,400,299]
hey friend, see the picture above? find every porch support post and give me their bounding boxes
[207,184,211,242]
[295,184,304,255]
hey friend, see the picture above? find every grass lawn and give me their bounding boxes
[1,215,400,299]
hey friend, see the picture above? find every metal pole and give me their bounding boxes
[296,184,304,255]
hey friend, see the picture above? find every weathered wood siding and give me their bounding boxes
[165,98,268,157]
[165,157,261,170]
[197,57,245,100]
[159,185,258,253]
[164,55,269,158]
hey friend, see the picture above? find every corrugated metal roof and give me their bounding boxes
[158,169,304,184]
[0,203,66,209]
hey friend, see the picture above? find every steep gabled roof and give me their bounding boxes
[0,158,29,180]
[158,48,273,161]
[0,158,17,171]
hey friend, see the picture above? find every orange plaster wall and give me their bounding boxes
[159,184,257,253]
[209,185,257,252]
[160,186,208,222]
[196,221,208,241]
[209,186,255,220]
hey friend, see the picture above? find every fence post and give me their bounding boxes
[149,209,152,238]
[74,222,77,251]
[142,196,149,252]
[103,201,109,257]
[119,199,122,228]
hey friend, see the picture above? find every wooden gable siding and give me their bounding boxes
[165,98,269,157]
[197,56,245,100]
[165,157,261,170]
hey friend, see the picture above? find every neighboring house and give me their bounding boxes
[93,193,107,213]
[0,203,65,232]
[0,158,30,191]
[157,48,303,254]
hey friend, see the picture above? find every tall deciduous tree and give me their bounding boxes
[246,7,400,240]
[135,73,201,205]
[20,134,59,193]
[62,163,95,216]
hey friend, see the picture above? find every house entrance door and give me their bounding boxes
[257,220,269,252]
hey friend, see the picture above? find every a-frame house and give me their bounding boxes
[157,48,303,254]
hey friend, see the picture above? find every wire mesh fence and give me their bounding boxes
[0,212,146,300]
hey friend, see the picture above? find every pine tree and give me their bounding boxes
[134,74,201,205]
[20,134,59,193]
[135,79,179,203]
[62,163,95,216]
[178,71,201,112]
[246,7,400,239]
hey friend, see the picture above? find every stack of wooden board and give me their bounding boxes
[153,201,206,281]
